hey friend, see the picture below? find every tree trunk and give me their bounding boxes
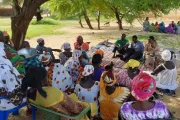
[97,11,101,30]
[78,16,83,28]
[83,11,93,29]
[114,10,123,30]
[11,0,48,50]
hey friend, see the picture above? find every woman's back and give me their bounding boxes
[93,67,105,81]
[121,100,170,120]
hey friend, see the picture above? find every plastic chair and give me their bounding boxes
[30,103,91,120]
[0,97,27,120]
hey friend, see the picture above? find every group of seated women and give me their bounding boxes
[0,31,178,120]
[143,17,180,34]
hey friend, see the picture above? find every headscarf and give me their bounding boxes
[22,67,47,98]
[92,54,102,65]
[39,52,51,63]
[94,49,104,57]
[131,72,156,101]
[77,36,83,42]
[61,42,71,50]
[123,59,140,69]
[37,38,44,44]
[82,65,94,76]
[18,48,38,58]
[0,43,13,67]
[81,42,89,51]
[161,50,171,61]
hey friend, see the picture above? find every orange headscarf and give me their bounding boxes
[94,49,104,57]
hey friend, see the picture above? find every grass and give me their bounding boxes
[0,17,72,39]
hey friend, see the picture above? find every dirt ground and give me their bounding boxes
[9,11,180,120]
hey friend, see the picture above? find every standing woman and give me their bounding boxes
[59,43,72,65]
[143,17,150,31]
[116,59,140,90]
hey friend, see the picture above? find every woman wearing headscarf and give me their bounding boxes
[74,65,99,115]
[22,67,86,118]
[143,17,150,31]
[74,36,84,50]
[99,62,130,120]
[151,50,178,96]
[81,42,90,66]
[120,72,170,120]
[144,36,159,69]
[59,43,72,65]
[0,46,26,110]
[92,54,105,81]
[155,22,159,32]
[64,50,82,83]
[165,23,175,34]
[94,49,104,58]
[159,22,165,33]
[176,21,180,34]
[0,33,25,75]
[116,59,140,90]
[39,53,73,93]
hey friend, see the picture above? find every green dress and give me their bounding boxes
[6,44,25,75]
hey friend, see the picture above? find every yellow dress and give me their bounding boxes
[99,76,130,120]
[29,87,85,117]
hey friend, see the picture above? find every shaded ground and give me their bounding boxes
[7,11,180,119]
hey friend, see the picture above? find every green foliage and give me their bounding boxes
[30,18,60,25]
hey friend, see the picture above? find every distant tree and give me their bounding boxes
[49,0,94,29]
[1,0,48,49]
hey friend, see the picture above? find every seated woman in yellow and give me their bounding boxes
[99,62,130,120]
[21,67,85,118]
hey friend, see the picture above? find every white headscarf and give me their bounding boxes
[82,65,94,76]
[0,42,13,67]
[161,50,171,61]
[61,42,71,50]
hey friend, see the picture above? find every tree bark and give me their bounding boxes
[11,0,48,50]
[96,11,101,30]
[83,11,93,29]
[114,9,123,30]
[78,16,83,28]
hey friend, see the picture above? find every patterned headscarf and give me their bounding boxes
[94,49,104,57]
[124,59,140,69]
[82,65,94,76]
[131,72,156,101]
[61,42,71,50]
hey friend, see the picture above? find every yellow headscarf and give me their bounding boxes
[123,59,140,69]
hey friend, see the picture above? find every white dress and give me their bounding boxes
[156,64,178,90]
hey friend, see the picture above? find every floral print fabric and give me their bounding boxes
[64,50,82,82]
[74,81,100,105]
[121,101,170,120]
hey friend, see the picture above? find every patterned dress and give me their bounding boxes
[121,101,170,120]
[46,63,73,92]
[74,81,100,105]
[116,69,132,90]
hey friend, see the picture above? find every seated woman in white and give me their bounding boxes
[151,50,178,96]
[0,43,26,110]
